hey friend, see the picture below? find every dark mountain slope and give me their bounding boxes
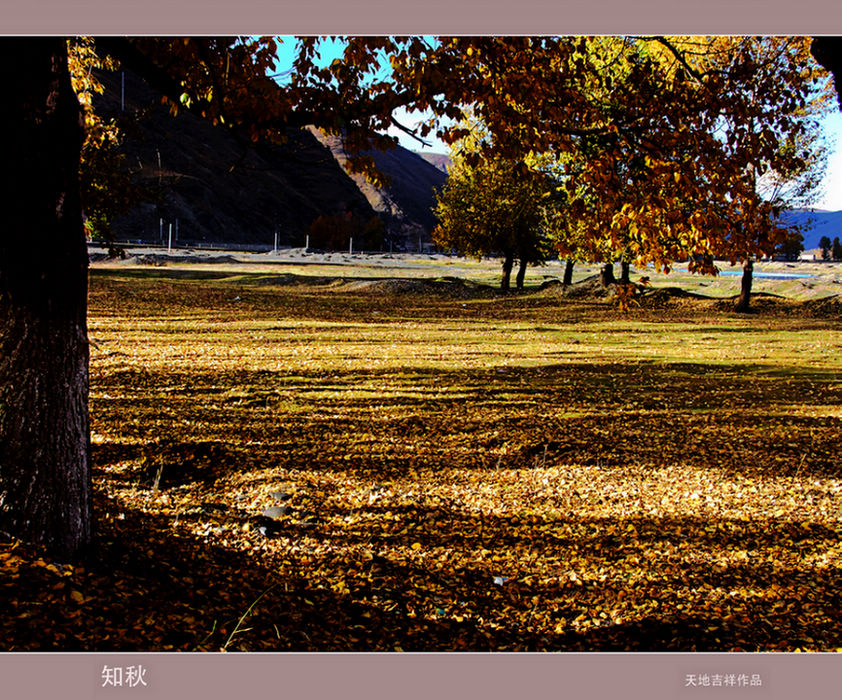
[94,69,445,250]
[306,128,447,247]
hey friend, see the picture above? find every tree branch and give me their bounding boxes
[388,115,432,147]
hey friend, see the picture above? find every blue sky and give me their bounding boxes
[274,36,842,212]
[820,111,842,210]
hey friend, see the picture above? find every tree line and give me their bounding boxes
[819,235,842,261]
[431,37,835,311]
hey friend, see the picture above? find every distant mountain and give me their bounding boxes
[94,69,445,250]
[413,151,452,173]
[308,129,446,244]
[780,209,842,250]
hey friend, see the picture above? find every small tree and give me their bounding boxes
[820,235,832,260]
[776,230,805,261]
[433,120,549,290]
[833,236,842,261]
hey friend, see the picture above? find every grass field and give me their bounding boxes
[3,259,842,651]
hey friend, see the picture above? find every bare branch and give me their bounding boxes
[389,115,432,147]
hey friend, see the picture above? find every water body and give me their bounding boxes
[717,270,813,280]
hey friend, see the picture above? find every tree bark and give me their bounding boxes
[563,259,574,286]
[515,258,528,290]
[735,258,754,313]
[620,261,631,284]
[501,252,514,291]
[599,263,616,287]
[0,39,91,561]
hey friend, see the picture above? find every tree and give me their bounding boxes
[597,37,833,312]
[820,235,832,260]
[410,38,833,304]
[69,38,148,243]
[433,120,549,290]
[811,37,842,108]
[704,37,833,312]
[0,39,91,560]
[0,36,432,561]
[776,230,805,261]
[833,237,842,261]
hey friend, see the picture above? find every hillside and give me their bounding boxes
[779,209,842,250]
[413,151,452,173]
[306,128,447,248]
[94,70,445,251]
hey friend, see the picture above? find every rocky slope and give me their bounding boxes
[95,69,446,250]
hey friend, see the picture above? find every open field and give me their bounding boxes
[3,258,842,651]
[90,245,842,300]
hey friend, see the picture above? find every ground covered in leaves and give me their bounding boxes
[3,267,842,651]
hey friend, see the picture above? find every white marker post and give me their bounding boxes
[349,237,353,255]
[168,223,172,252]
[305,234,309,250]
[274,230,279,253]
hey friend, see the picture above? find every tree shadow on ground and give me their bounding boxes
[8,486,839,651]
[92,359,842,481]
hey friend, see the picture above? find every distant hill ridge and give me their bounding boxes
[779,209,842,250]
[94,69,446,251]
[413,152,452,173]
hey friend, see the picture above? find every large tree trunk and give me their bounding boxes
[562,259,574,286]
[501,252,514,291]
[620,261,631,284]
[599,263,616,287]
[515,258,528,290]
[735,258,754,313]
[0,39,91,561]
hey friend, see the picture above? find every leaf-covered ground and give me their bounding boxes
[3,267,842,651]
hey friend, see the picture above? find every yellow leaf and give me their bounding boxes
[70,590,85,604]
[411,542,422,550]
